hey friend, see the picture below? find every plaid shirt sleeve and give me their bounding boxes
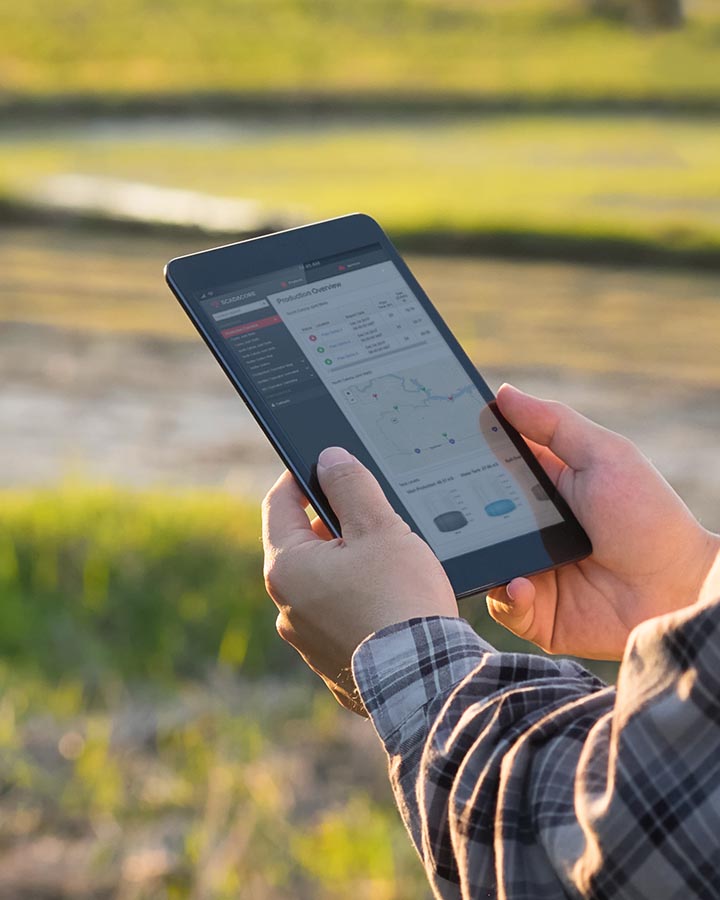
[351,601,720,899]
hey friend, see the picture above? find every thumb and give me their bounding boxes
[317,447,402,540]
[496,383,616,472]
[486,577,537,641]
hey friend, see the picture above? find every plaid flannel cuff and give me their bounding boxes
[351,616,495,745]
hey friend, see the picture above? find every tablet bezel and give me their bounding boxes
[165,213,591,597]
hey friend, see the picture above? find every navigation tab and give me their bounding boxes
[221,315,282,338]
[303,244,385,284]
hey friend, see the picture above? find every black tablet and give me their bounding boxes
[165,213,591,597]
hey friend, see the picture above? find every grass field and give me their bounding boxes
[0,671,431,899]
[0,485,437,897]
[4,115,720,262]
[2,0,720,102]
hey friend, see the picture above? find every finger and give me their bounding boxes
[316,447,402,540]
[486,577,537,639]
[496,383,616,472]
[262,470,319,556]
[524,437,566,487]
[310,516,335,540]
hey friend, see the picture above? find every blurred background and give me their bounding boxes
[1,0,719,896]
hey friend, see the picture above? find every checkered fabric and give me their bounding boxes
[351,603,720,899]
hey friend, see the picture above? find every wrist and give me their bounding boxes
[351,616,493,748]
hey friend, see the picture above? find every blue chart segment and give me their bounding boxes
[485,499,517,517]
[342,363,483,475]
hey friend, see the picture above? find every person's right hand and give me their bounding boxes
[486,384,720,660]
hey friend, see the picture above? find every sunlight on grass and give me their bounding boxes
[0,483,273,682]
[292,794,417,900]
[0,660,431,897]
[3,116,720,256]
[1,0,719,99]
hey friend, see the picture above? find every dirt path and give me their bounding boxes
[2,225,719,529]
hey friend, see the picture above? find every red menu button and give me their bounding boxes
[221,315,282,338]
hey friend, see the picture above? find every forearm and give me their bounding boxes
[572,598,720,897]
[351,617,493,878]
[352,616,608,897]
[353,598,720,900]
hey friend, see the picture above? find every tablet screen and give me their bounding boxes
[195,243,562,561]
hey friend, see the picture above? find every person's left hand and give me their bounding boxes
[261,447,458,715]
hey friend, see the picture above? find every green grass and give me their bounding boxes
[0,661,431,898]
[0,485,618,689]
[4,115,720,262]
[0,484,280,683]
[0,485,439,896]
[1,0,720,102]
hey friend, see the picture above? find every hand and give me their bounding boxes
[487,384,720,660]
[261,447,458,714]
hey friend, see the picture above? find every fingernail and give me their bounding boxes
[505,583,516,603]
[500,383,523,396]
[318,447,354,469]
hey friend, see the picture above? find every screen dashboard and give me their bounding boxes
[194,242,563,563]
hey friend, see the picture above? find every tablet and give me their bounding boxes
[165,213,591,597]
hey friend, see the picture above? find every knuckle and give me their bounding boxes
[351,509,405,541]
[382,508,407,531]
[401,524,424,544]
[597,428,637,465]
[544,398,566,419]
[612,432,637,454]
[486,602,502,625]
[547,400,571,434]
[261,473,288,518]
[263,566,275,594]
[275,613,290,642]
[260,489,276,522]
[263,551,285,593]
